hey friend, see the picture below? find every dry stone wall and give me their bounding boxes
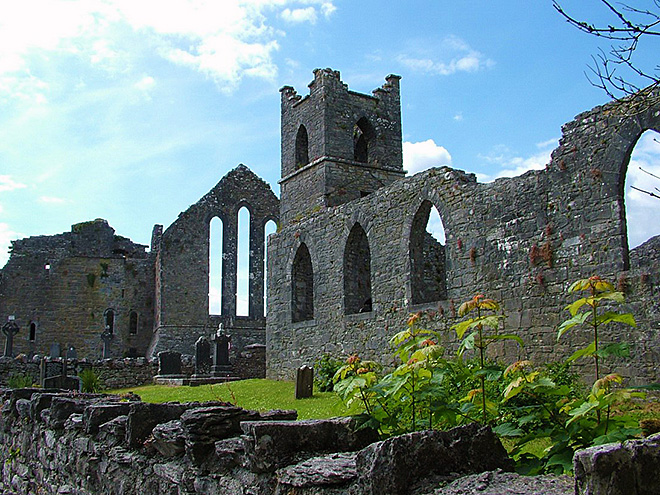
[3,388,568,495]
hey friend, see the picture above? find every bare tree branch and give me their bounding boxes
[553,0,659,101]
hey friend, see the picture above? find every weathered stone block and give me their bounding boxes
[125,402,189,448]
[241,417,378,473]
[574,433,660,495]
[83,403,132,435]
[151,420,186,458]
[355,423,514,495]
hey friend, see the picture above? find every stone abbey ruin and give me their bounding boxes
[0,68,659,383]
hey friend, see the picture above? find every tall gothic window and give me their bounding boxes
[296,125,309,168]
[344,223,372,314]
[410,201,447,304]
[209,216,223,315]
[292,243,314,322]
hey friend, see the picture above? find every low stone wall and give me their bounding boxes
[0,357,157,390]
[0,388,576,495]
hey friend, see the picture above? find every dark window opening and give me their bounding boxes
[295,125,309,169]
[129,311,138,335]
[292,243,314,322]
[29,322,36,342]
[353,117,375,164]
[104,309,115,335]
[344,223,372,314]
[410,201,447,304]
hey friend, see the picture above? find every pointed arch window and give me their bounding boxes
[296,125,309,168]
[410,201,447,304]
[292,243,314,322]
[624,129,660,263]
[129,311,139,335]
[237,206,251,316]
[104,309,115,335]
[353,117,375,164]
[264,219,278,316]
[344,224,372,314]
[209,216,224,315]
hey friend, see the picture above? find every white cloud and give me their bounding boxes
[134,76,156,91]
[0,175,27,192]
[0,222,23,268]
[453,113,463,121]
[38,196,67,204]
[0,0,338,100]
[625,130,660,248]
[281,7,318,24]
[478,139,558,181]
[404,139,452,175]
[397,35,494,76]
[321,2,337,18]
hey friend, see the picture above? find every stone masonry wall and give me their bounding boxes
[0,220,155,359]
[1,388,541,495]
[267,89,660,383]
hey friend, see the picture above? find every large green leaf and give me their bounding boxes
[595,291,625,304]
[492,422,524,437]
[565,297,589,316]
[453,319,474,339]
[597,342,630,358]
[557,312,591,340]
[566,342,596,363]
[596,311,636,327]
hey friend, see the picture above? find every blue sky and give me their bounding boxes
[1,0,659,276]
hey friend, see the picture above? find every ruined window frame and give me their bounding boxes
[343,223,373,315]
[291,242,314,323]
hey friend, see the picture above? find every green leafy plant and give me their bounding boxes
[452,295,523,424]
[558,276,635,381]
[7,373,34,388]
[369,312,445,433]
[79,368,102,393]
[314,353,344,392]
[497,276,644,474]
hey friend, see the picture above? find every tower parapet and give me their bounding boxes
[279,69,404,224]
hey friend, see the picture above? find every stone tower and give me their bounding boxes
[279,68,404,224]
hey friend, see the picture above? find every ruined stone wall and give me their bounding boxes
[151,165,279,359]
[0,388,528,495]
[267,90,660,384]
[0,220,155,359]
[279,70,405,224]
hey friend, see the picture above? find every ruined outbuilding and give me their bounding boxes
[0,69,658,383]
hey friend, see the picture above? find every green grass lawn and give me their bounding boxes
[109,379,359,420]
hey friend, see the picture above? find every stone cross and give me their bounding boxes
[100,326,114,358]
[2,316,20,358]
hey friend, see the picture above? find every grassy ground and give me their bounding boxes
[109,379,359,420]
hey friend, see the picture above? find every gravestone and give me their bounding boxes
[66,345,77,360]
[100,327,113,358]
[194,336,212,375]
[211,325,232,377]
[2,317,20,358]
[158,351,182,376]
[295,365,314,399]
[49,343,61,359]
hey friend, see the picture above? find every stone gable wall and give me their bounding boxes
[150,165,279,359]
